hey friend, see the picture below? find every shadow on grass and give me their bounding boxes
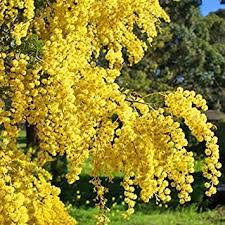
[52,172,209,211]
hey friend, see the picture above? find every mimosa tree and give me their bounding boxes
[0,0,221,224]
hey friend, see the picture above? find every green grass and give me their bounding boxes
[70,205,224,225]
[17,129,26,150]
[194,159,203,172]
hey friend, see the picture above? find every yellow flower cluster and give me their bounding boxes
[0,52,77,224]
[0,0,35,45]
[91,178,110,225]
[0,150,76,225]
[122,174,137,218]
[165,88,221,197]
[27,0,169,186]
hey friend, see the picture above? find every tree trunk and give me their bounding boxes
[26,122,38,148]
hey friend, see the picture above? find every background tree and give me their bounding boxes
[119,1,225,111]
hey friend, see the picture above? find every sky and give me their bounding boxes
[200,0,225,16]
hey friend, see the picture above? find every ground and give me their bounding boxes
[70,205,225,225]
